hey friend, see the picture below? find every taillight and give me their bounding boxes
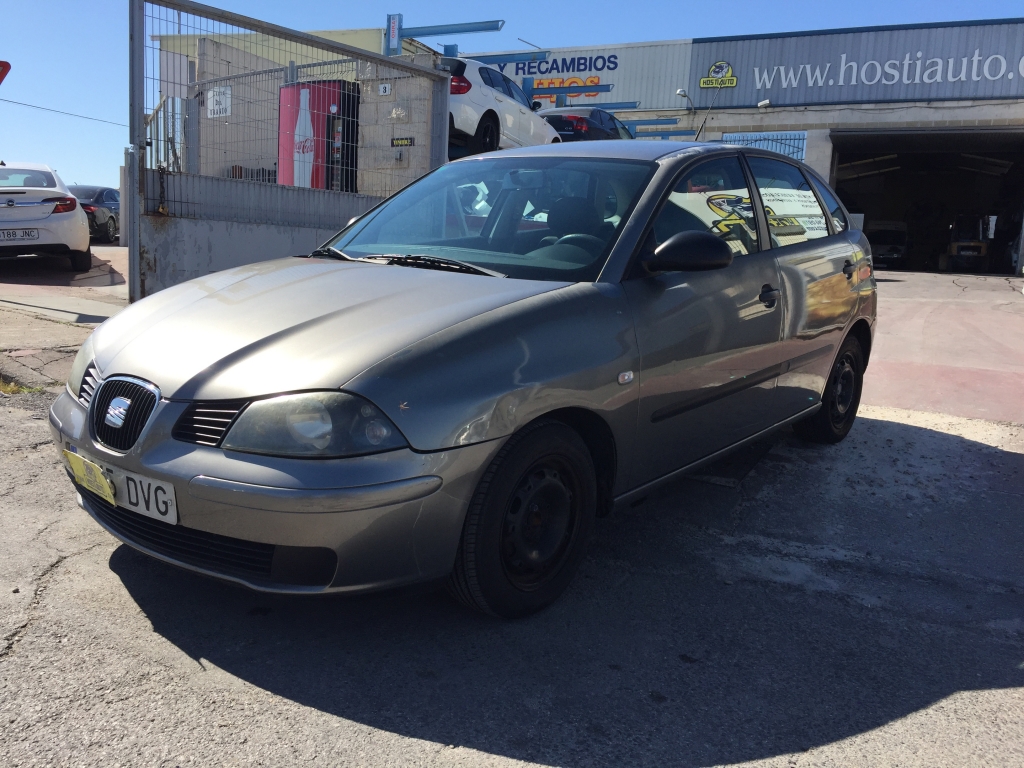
[81,203,97,213]
[450,75,472,95]
[564,115,589,132]
[44,197,77,214]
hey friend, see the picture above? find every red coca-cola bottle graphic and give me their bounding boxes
[293,88,314,188]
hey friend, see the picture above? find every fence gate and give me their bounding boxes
[127,0,449,299]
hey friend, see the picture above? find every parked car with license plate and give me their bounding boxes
[0,162,92,271]
[69,185,120,244]
[539,107,635,142]
[52,142,875,617]
[445,57,560,159]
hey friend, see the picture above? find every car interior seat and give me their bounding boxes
[539,197,604,252]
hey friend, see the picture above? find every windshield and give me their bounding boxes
[328,157,655,281]
[68,186,101,200]
[0,169,57,188]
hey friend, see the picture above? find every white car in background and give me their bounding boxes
[444,57,560,157]
[0,162,92,271]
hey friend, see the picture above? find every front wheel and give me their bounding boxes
[793,334,865,444]
[448,420,597,618]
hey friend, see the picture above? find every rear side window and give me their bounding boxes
[746,156,829,247]
[651,156,758,256]
[479,67,508,95]
[0,169,57,188]
[808,176,848,233]
[504,76,532,108]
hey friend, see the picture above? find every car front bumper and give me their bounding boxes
[50,389,503,594]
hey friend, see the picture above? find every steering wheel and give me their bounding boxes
[555,234,605,256]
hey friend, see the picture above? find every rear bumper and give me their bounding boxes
[0,210,90,254]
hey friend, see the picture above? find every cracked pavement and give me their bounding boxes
[0,272,1022,766]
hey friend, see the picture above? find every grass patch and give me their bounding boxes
[0,375,45,395]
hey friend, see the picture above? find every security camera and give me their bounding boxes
[757,98,771,109]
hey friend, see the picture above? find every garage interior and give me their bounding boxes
[830,130,1024,274]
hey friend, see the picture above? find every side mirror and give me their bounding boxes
[642,231,734,273]
[531,101,542,112]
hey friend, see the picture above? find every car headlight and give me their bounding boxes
[222,391,408,458]
[67,334,95,398]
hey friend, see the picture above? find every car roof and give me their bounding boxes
[456,140,724,163]
[1,161,54,171]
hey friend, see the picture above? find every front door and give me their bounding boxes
[744,155,863,418]
[624,155,784,488]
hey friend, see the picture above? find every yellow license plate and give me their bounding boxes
[64,450,116,506]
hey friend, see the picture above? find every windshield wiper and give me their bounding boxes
[309,245,355,261]
[383,254,506,278]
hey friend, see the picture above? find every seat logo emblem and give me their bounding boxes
[5,199,14,208]
[104,397,131,429]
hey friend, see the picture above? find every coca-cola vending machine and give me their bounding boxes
[278,80,360,192]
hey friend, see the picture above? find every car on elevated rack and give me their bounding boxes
[444,57,559,158]
[0,162,92,271]
[538,106,635,142]
[69,185,120,244]
[52,141,875,617]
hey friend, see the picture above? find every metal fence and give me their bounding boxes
[720,131,807,161]
[127,0,449,298]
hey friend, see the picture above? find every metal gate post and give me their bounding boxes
[128,0,145,302]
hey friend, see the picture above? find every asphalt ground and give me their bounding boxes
[1,269,1022,766]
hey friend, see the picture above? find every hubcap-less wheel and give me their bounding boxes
[106,217,117,242]
[447,420,597,617]
[501,461,580,590]
[829,353,857,428]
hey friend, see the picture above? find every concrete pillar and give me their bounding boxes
[804,129,833,179]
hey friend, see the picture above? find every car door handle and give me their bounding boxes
[759,285,781,307]
[843,260,856,279]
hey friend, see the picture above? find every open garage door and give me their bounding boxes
[831,130,1024,275]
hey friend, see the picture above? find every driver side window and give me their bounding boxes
[651,156,758,256]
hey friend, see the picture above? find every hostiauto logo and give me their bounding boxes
[701,61,738,88]
[752,50,1024,90]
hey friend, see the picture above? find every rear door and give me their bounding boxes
[744,154,863,418]
[624,154,785,487]
[503,75,539,145]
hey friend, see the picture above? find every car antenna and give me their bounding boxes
[694,84,724,142]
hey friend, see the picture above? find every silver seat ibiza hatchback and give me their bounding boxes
[51,142,876,617]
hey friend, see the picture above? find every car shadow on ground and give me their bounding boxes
[108,419,1024,766]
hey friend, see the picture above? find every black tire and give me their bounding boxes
[793,334,865,444]
[448,420,597,618]
[68,248,93,272]
[104,216,118,243]
[470,114,500,155]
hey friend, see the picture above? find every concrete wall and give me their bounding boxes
[138,216,344,297]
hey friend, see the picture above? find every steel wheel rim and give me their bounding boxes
[829,352,857,426]
[500,457,581,591]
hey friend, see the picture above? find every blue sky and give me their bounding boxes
[2,1,1022,188]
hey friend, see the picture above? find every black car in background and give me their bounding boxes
[68,186,119,243]
[538,107,634,142]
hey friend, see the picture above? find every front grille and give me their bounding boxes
[172,399,248,446]
[78,362,99,407]
[79,486,275,579]
[91,378,158,452]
